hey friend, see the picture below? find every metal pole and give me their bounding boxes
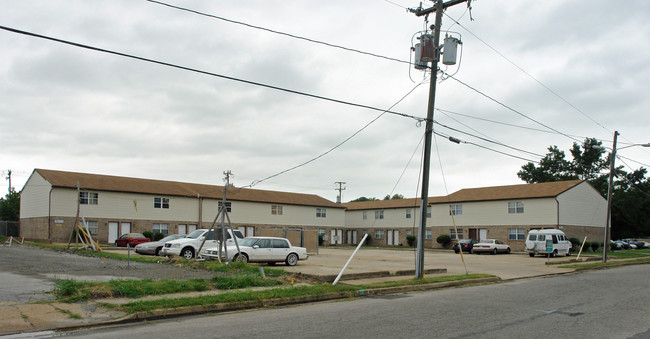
[415,0,444,279]
[603,131,618,263]
[332,233,369,286]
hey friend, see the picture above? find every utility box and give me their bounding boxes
[442,36,460,65]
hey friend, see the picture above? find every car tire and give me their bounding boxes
[492,248,498,255]
[454,249,460,254]
[469,248,473,254]
[181,247,195,259]
[286,253,298,266]
[529,252,535,257]
[155,247,162,256]
[566,248,571,256]
[506,247,511,254]
[114,241,118,247]
[234,253,249,263]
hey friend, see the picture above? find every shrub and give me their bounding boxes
[582,241,591,251]
[406,235,417,247]
[142,231,153,240]
[153,232,165,241]
[436,234,451,247]
[569,238,581,248]
[610,242,618,252]
[591,242,600,252]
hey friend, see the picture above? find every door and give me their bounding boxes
[387,230,393,246]
[121,222,131,235]
[352,230,358,244]
[188,224,197,233]
[393,230,399,246]
[178,224,187,235]
[108,222,118,244]
[337,229,343,245]
[469,228,477,240]
[479,229,487,240]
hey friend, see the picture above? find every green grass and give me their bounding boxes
[559,256,650,269]
[355,273,495,289]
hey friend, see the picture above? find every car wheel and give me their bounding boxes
[286,253,298,266]
[506,247,511,254]
[114,241,118,247]
[181,247,195,259]
[566,248,571,256]
[552,250,558,257]
[529,252,535,257]
[234,253,249,263]
[492,248,498,255]
[454,249,460,254]
[469,248,473,254]
[155,247,162,256]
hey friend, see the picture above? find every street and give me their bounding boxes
[54,264,650,339]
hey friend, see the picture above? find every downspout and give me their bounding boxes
[198,194,202,228]
[48,186,53,243]
[555,197,560,230]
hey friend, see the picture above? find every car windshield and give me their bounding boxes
[160,235,184,242]
[186,230,205,239]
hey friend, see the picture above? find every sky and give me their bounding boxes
[1,0,649,202]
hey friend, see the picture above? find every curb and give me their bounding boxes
[304,268,447,282]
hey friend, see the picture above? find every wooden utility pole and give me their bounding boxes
[409,0,470,279]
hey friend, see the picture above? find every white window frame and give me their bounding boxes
[425,230,432,239]
[508,201,524,214]
[271,205,283,215]
[316,208,327,218]
[449,204,462,216]
[85,220,98,234]
[509,228,525,240]
[450,228,463,240]
[375,230,385,240]
[80,191,98,205]
[375,210,384,220]
[218,201,232,212]
[362,211,367,220]
[154,197,169,209]
[427,206,431,218]
[153,223,169,235]
[406,209,412,219]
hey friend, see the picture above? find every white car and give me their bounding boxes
[203,236,308,266]
[525,229,572,257]
[472,239,511,254]
[163,228,243,259]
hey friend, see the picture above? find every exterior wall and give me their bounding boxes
[19,172,51,219]
[429,198,558,227]
[557,181,606,228]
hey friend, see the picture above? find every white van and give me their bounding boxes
[524,229,572,257]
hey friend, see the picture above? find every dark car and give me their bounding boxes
[114,233,150,247]
[453,239,478,254]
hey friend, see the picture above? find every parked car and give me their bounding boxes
[114,233,150,247]
[134,234,186,256]
[163,228,244,259]
[525,229,572,257]
[453,239,478,254]
[472,239,511,254]
[203,236,308,266]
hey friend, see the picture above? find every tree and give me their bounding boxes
[349,196,379,202]
[383,194,405,200]
[518,137,650,238]
[0,191,20,221]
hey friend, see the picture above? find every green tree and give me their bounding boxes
[383,194,405,200]
[0,191,20,221]
[349,196,379,202]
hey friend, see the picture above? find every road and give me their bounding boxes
[53,265,650,339]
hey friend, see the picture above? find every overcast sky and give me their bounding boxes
[2,0,649,202]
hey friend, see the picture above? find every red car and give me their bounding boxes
[114,233,150,247]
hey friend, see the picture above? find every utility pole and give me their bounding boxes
[603,131,618,263]
[334,181,346,204]
[409,0,470,279]
[5,170,11,193]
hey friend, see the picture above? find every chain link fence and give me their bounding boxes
[0,221,19,237]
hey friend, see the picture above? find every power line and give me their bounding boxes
[432,129,539,164]
[146,0,411,66]
[0,25,425,124]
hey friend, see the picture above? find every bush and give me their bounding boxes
[582,241,591,251]
[436,234,451,247]
[569,238,581,248]
[142,231,153,240]
[591,242,600,252]
[153,232,165,241]
[406,235,417,247]
[610,242,618,252]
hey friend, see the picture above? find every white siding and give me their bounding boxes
[557,181,606,227]
[201,200,344,227]
[19,172,52,218]
[345,208,423,229]
[429,199,558,226]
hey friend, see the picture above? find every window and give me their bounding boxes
[406,229,412,236]
[509,228,525,240]
[427,206,431,218]
[375,210,384,219]
[271,205,283,215]
[153,223,169,235]
[449,204,462,216]
[450,228,463,240]
[508,201,524,214]
[425,230,432,239]
[84,220,98,234]
[316,208,326,218]
[406,209,412,219]
[362,211,367,220]
[218,201,232,212]
[154,197,169,209]
[80,192,98,205]
[272,239,289,248]
[375,230,385,240]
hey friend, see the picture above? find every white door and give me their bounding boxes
[108,222,118,243]
[387,230,393,246]
[393,230,399,246]
[178,224,187,235]
[479,229,487,240]
[247,226,255,237]
[188,224,197,233]
[337,229,343,245]
[352,231,357,244]
[121,222,131,235]
[331,230,337,245]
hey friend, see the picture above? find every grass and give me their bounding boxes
[559,256,650,269]
[354,273,495,289]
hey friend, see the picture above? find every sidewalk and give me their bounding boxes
[0,248,599,336]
